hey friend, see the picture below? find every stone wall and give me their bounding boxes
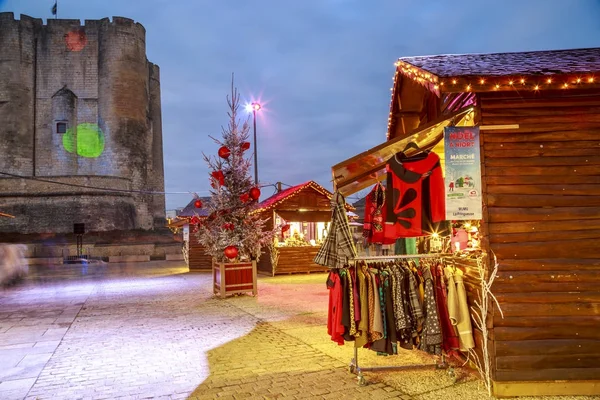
[0,13,166,235]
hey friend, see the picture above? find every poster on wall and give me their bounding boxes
[183,225,190,242]
[444,127,483,220]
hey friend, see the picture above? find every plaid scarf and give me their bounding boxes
[314,192,357,268]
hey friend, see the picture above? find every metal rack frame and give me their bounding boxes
[348,253,453,385]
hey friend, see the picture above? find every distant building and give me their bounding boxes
[0,13,165,236]
[165,209,182,220]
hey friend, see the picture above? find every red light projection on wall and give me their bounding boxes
[64,29,87,52]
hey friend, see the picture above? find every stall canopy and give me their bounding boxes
[332,107,474,197]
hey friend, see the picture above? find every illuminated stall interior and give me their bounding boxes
[255,181,354,275]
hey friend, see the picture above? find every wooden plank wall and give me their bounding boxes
[188,240,212,270]
[258,246,328,275]
[479,88,600,382]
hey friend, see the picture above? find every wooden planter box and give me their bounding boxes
[212,259,257,298]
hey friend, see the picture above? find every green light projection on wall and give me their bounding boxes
[62,123,105,158]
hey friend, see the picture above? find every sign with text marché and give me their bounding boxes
[443,127,482,220]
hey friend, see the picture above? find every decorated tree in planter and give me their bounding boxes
[196,78,275,263]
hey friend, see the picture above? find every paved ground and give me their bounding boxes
[0,261,597,400]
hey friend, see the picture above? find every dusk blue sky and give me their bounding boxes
[2,0,600,209]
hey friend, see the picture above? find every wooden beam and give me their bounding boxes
[493,380,600,397]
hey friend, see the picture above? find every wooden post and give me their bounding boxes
[252,259,257,296]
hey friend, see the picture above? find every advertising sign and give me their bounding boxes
[444,127,483,220]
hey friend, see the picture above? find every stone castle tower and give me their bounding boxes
[0,13,166,235]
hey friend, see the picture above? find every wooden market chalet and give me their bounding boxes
[331,47,600,397]
[254,180,354,276]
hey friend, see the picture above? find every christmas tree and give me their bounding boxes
[196,78,275,263]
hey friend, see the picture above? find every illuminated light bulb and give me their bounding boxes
[495,84,500,89]
[440,82,445,86]
[547,78,552,84]
[534,85,540,90]
[576,78,581,83]
[520,78,525,84]
[466,84,471,91]
[509,80,514,85]
[434,84,439,90]
[452,79,457,84]
[563,83,569,88]
[480,79,485,84]
[589,77,595,83]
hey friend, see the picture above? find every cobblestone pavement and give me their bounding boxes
[0,262,597,400]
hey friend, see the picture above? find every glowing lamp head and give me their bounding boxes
[246,102,261,112]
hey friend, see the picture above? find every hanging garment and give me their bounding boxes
[385,152,446,238]
[404,263,424,343]
[392,265,413,349]
[418,266,443,355]
[347,269,357,338]
[326,270,345,345]
[354,265,370,348]
[370,268,384,342]
[341,270,354,341]
[363,265,376,343]
[453,268,475,351]
[371,269,396,355]
[363,183,387,244]
[445,267,475,351]
[432,263,460,352]
[314,192,357,268]
[350,268,361,327]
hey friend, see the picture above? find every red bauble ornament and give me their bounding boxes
[240,193,250,203]
[218,146,231,159]
[190,216,199,224]
[194,199,202,208]
[211,170,225,187]
[249,187,261,201]
[241,142,251,151]
[224,245,238,259]
[222,223,234,231]
[281,224,290,233]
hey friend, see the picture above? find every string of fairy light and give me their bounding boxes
[386,59,598,139]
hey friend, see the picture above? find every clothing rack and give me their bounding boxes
[348,253,453,386]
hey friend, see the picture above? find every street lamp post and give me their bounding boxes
[249,102,261,186]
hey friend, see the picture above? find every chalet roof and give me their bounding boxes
[255,180,354,213]
[398,47,600,78]
[177,196,212,218]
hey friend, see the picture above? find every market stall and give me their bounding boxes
[168,197,212,270]
[331,47,600,397]
[255,181,354,275]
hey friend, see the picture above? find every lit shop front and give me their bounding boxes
[255,181,354,275]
